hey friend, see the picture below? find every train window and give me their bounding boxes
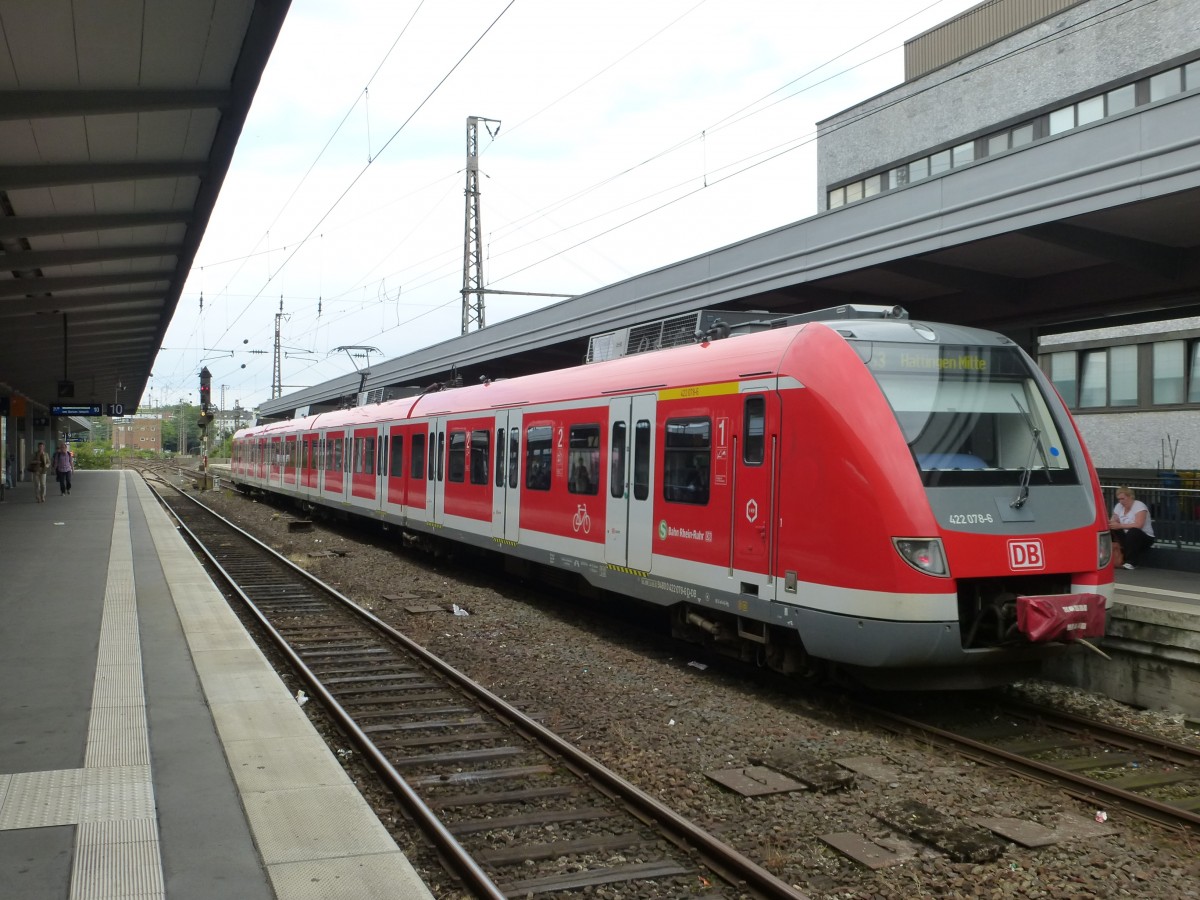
[470,429,490,485]
[633,420,651,501]
[525,425,553,490]
[508,429,520,489]
[411,433,425,479]
[663,418,711,504]
[610,422,626,499]
[390,435,404,477]
[437,431,445,482]
[448,431,466,482]
[428,431,436,481]
[495,428,505,487]
[331,438,343,472]
[356,436,375,475]
[862,342,1076,487]
[743,397,765,465]
[568,424,600,495]
[378,437,387,476]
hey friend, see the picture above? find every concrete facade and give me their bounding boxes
[816,0,1200,205]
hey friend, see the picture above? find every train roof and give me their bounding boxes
[233,317,1018,439]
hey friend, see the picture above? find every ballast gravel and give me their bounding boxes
[192,482,1200,900]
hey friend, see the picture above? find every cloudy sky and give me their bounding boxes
[152,0,980,412]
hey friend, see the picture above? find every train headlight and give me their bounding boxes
[1098,530,1113,568]
[893,538,949,577]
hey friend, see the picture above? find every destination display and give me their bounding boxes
[51,404,103,416]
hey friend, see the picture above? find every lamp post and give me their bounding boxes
[178,399,186,456]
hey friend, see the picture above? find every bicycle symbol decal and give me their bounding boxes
[572,504,592,534]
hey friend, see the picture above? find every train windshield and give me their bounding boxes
[855,342,1076,487]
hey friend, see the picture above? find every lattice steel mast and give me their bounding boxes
[462,116,500,335]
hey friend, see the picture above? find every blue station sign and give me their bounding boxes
[51,404,103,416]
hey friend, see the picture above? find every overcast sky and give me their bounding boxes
[152,0,980,412]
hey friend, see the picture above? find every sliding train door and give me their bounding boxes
[605,393,655,571]
[491,409,522,541]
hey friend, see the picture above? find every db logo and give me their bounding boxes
[1008,539,1045,570]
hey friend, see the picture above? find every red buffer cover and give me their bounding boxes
[1016,594,1107,642]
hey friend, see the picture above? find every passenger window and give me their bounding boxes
[448,431,466,483]
[743,396,765,465]
[470,429,490,485]
[663,418,711,505]
[508,429,520,489]
[428,431,435,480]
[568,424,600,495]
[525,425,553,491]
[610,422,626,499]
[633,420,651,501]
[437,431,445,481]
[390,434,404,477]
[411,433,425,479]
[495,428,505,487]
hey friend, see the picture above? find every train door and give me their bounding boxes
[731,391,779,596]
[350,426,378,502]
[407,423,429,521]
[425,419,445,524]
[605,393,655,570]
[491,410,522,540]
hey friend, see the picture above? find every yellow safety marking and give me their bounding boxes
[493,537,519,547]
[607,564,649,576]
[658,381,740,401]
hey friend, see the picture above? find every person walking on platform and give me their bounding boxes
[52,441,74,496]
[1110,485,1155,569]
[29,441,50,502]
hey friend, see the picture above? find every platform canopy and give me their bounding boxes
[0,1,290,415]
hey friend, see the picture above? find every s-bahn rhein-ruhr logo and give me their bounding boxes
[1008,539,1045,571]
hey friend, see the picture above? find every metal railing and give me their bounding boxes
[1099,478,1200,550]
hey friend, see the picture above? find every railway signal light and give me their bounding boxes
[199,366,212,413]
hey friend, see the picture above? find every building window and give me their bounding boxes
[951,141,974,167]
[889,165,908,188]
[1186,60,1199,90]
[987,132,1008,155]
[863,173,882,197]
[1106,83,1136,115]
[1190,342,1200,403]
[1109,345,1138,407]
[1076,94,1104,126]
[1078,350,1107,408]
[908,157,929,182]
[929,149,951,176]
[845,181,863,203]
[1049,352,1077,407]
[1153,341,1186,404]
[1149,67,1182,102]
[828,186,845,209]
[1048,106,1074,135]
[1010,123,1035,147]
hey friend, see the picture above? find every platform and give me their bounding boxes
[0,470,435,900]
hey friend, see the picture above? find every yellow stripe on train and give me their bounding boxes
[658,381,739,401]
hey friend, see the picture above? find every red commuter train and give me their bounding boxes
[230,306,1113,688]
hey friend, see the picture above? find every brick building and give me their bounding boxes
[112,415,163,453]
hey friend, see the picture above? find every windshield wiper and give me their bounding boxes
[1010,394,1051,509]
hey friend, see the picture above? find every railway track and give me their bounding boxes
[861,693,1200,834]
[143,469,807,899]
